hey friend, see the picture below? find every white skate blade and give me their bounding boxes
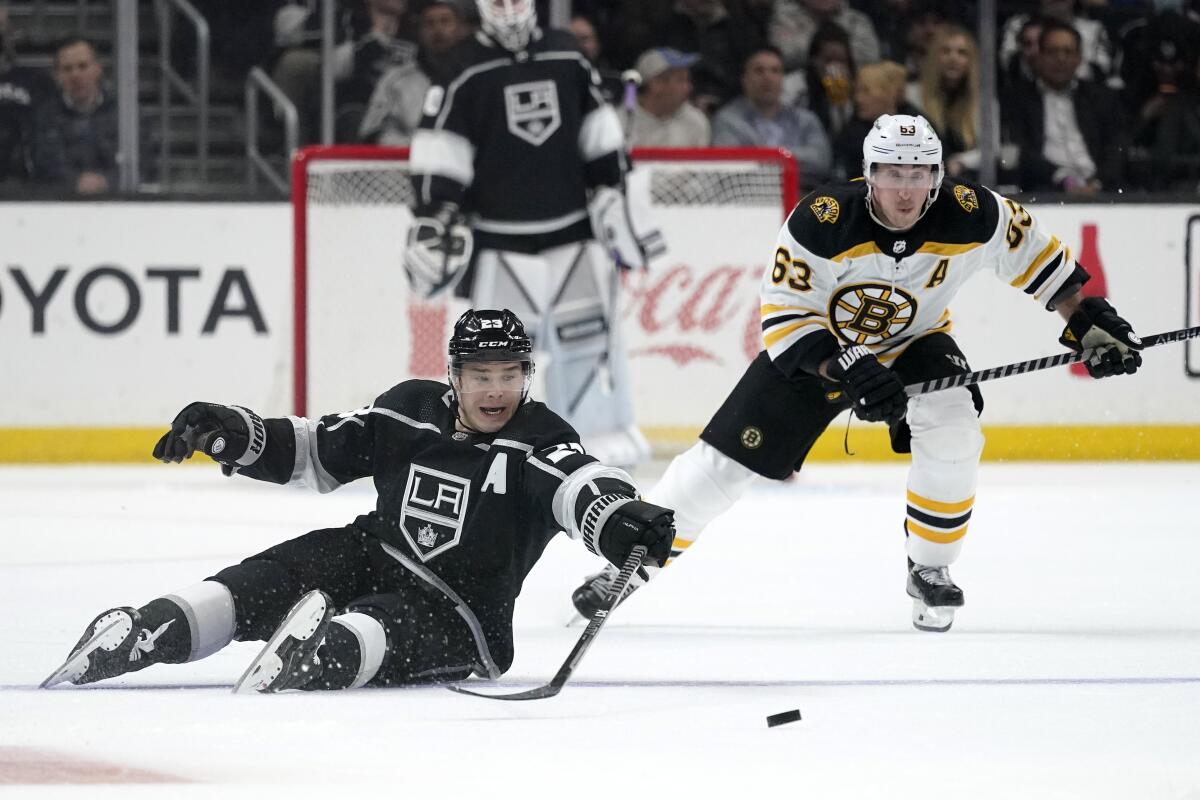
[233,590,330,695]
[40,619,126,689]
[911,598,956,632]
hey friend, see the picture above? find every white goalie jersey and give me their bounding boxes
[760,179,1089,378]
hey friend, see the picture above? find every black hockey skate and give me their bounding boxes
[571,563,645,619]
[234,590,334,694]
[906,558,965,632]
[41,607,175,688]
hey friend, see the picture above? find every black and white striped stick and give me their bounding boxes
[447,544,648,701]
[904,325,1200,398]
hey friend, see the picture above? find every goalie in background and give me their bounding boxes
[404,0,665,469]
[43,309,674,693]
[570,114,1143,634]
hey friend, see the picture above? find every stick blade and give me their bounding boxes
[445,682,563,701]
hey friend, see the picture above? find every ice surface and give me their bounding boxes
[2,462,1199,798]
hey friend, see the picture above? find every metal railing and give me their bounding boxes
[245,66,298,195]
[22,0,97,38]
[156,0,209,188]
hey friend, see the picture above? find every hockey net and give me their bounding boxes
[294,145,798,448]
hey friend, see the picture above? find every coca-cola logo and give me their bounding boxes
[622,263,763,366]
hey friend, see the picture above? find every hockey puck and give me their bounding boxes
[766,709,801,728]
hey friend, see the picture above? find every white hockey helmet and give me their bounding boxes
[477,0,537,52]
[862,114,945,228]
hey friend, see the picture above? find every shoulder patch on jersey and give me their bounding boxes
[810,195,840,224]
[953,185,979,213]
[422,85,445,117]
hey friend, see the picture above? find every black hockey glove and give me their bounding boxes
[597,500,675,569]
[827,345,908,425]
[152,402,266,472]
[1059,297,1143,378]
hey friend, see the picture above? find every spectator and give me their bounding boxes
[271,0,359,145]
[873,0,957,74]
[1003,21,1127,193]
[793,22,856,139]
[770,0,881,73]
[0,7,55,187]
[31,36,118,195]
[712,45,832,185]
[1002,15,1043,97]
[334,0,419,141]
[627,47,710,147]
[906,23,989,178]
[832,60,907,179]
[1000,0,1114,83]
[660,0,766,113]
[1118,8,1200,145]
[569,14,623,104]
[1152,48,1200,190]
[358,0,469,145]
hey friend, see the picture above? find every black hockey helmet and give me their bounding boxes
[448,308,535,412]
[448,308,533,364]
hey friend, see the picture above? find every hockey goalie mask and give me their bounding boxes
[862,114,944,231]
[477,0,537,52]
[448,308,535,433]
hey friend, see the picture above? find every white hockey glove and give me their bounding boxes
[403,203,474,298]
[588,185,664,271]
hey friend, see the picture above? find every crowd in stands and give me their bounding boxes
[2,0,1199,195]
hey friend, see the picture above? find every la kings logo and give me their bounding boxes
[505,80,561,146]
[400,465,471,562]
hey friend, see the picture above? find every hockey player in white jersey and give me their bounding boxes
[404,0,663,468]
[571,114,1142,632]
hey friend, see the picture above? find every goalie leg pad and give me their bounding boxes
[904,388,984,568]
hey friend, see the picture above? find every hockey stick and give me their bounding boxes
[904,325,1200,397]
[446,544,648,701]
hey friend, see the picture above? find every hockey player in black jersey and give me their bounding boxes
[570,114,1143,632]
[43,309,675,693]
[403,0,663,469]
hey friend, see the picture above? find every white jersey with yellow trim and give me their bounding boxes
[760,178,1088,378]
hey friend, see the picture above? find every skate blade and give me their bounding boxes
[40,619,126,689]
[233,590,329,695]
[911,598,956,632]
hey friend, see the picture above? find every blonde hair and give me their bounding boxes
[917,24,979,150]
[857,61,908,108]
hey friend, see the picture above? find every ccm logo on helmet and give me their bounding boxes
[479,341,509,347]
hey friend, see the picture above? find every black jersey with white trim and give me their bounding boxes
[231,379,636,674]
[761,178,1089,378]
[409,29,626,253]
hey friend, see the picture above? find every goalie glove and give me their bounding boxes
[403,202,474,298]
[1059,297,1143,378]
[588,184,664,271]
[152,402,266,474]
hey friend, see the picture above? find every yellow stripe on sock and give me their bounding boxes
[907,490,975,515]
[906,519,969,544]
[671,537,693,550]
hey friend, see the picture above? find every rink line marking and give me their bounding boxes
[0,747,190,784]
[454,676,1200,690]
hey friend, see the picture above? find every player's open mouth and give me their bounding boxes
[480,406,507,416]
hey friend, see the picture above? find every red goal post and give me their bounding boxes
[292,145,799,445]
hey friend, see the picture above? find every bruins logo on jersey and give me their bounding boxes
[809,196,840,224]
[953,185,979,213]
[829,283,917,345]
